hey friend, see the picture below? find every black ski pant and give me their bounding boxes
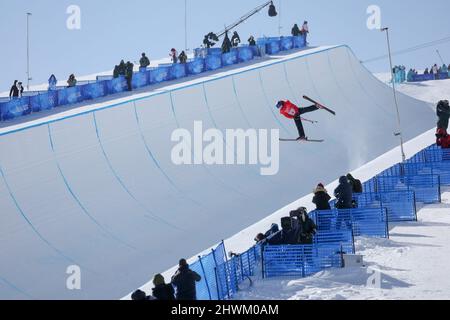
[438,117,449,131]
[294,105,319,138]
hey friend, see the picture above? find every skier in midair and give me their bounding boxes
[276,99,322,141]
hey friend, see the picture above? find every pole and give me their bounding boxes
[382,27,406,163]
[26,12,32,91]
[278,0,282,36]
[184,0,188,51]
[436,49,445,65]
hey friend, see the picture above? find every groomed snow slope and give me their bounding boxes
[0,45,435,299]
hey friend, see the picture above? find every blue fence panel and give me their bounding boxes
[265,39,281,54]
[375,174,441,204]
[205,54,222,71]
[186,58,205,75]
[189,259,212,301]
[356,191,417,222]
[57,86,83,106]
[170,64,187,79]
[222,50,238,67]
[237,46,254,62]
[263,244,343,278]
[315,208,388,238]
[382,162,450,186]
[81,81,108,100]
[150,66,171,84]
[30,90,58,112]
[198,252,219,300]
[314,229,354,254]
[207,48,223,56]
[408,147,450,164]
[293,35,306,48]
[0,97,31,120]
[106,76,128,94]
[131,71,149,89]
[280,36,294,51]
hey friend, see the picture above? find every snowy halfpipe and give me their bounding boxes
[0,45,435,299]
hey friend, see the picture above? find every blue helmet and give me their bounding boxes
[276,101,284,109]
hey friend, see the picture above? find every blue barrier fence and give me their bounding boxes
[263,243,344,279]
[410,73,449,82]
[0,35,308,122]
[312,208,389,239]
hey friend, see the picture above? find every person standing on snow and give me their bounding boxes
[231,31,241,47]
[171,259,202,300]
[276,100,321,140]
[437,100,450,131]
[312,183,332,211]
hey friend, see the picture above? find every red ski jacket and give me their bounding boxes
[280,100,299,119]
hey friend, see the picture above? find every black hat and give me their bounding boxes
[131,290,147,301]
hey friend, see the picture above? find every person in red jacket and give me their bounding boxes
[276,100,320,140]
[436,128,450,149]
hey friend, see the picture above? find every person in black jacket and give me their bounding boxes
[248,36,256,46]
[9,80,19,99]
[437,100,450,130]
[312,183,331,210]
[152,274,175,300]
[222,31,232,54]
[125,61,134,91]
[334,176,353,209]
[171,259,202,300]
[291,24,301,37]
[291,207,317,244]
[346,174,363,194]
[131,289,154,300]
[335,176,353,230]
[231,31,241,47]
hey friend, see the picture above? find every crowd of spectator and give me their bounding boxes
[131,259,201,301]
[404,63,450,82]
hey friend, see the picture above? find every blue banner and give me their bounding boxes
[205,55,222,71]
[280,36,294,51]
[170,64,187,79]
[0,97,31,120]
[57,86,83,106]
[81,81,108,100]
[293,35,306,48]
[187,58,205,75]
[237,46,253,62]
[107,76,128,94]
[132,72,149,89]
[410,73,449,82]
[150,67,170,84]
[222,50,238,66]
[30,90,58,112]
[207,48,222,56]
[266,39,281,54]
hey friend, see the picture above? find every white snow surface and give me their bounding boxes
[130,77,449,301]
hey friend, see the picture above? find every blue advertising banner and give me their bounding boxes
[82,81,108,100]
[222,50,238,66]
[150,67,170,84]
[132,72,149,89]
[0,97,31,120]
[107,76,128,94]
[238,46,254,62]
[187,58,205,75]
[30,90,58,112]
[293,35,306,48]
[205,54,222,71]
[280,36,294,51]
[57,86,83,106]
[266,39,281,54]
[170,64,187,79]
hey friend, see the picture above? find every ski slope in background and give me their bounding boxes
[0,45,435,299]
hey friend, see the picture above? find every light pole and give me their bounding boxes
[184,0,188,52]
[278,0,282,36]
[26,12,32,91]
[381,27,406,162]
[436,49,445,66]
